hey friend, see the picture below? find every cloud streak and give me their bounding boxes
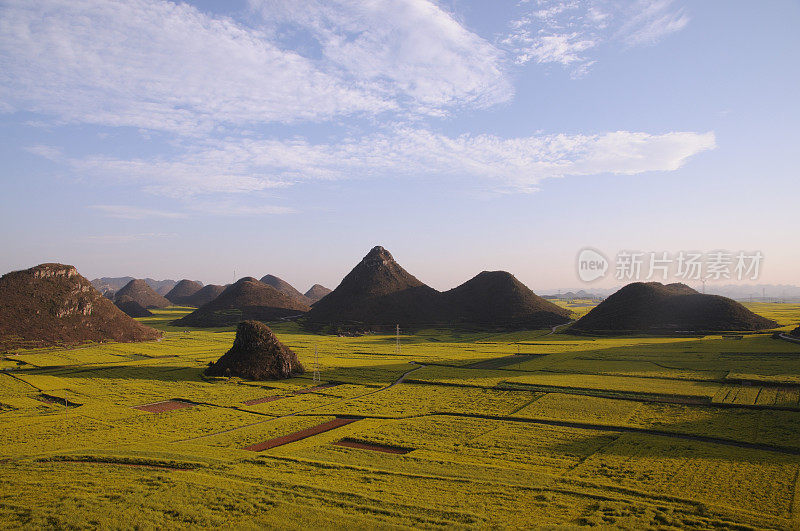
[249,0,513,113]
[60,128,716,197]
[503,0,689,76]
[0,0,510,133]
[89,205,188,220]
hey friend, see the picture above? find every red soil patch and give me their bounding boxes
[333,438,413,454]
[243,417,359,451]
[243,396,284,406]
[133,400,195,413]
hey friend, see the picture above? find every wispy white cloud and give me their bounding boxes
[24,144,63,162]
[89,205,188,220]
[249,0,513,113]
[503,0,689,76]
[512,33,597,66]
[0,0,510,133]
[188,200,296,217]
[618,0,689,46]
[56,128,715,196]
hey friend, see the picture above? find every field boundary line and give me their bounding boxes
[402,378,800,412]
[174,364,423,442]
[276,409,800,456]
[430,411,800,455]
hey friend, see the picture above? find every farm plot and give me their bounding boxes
[514,393,642,424]
[0,306,798,529]
[504,372,721,399]
[197,415,343,450]
[569,432,800,520]
[315,383,536,417]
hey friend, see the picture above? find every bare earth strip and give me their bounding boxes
[243,417,359,451]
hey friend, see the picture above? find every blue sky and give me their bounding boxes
[1,0,798,292]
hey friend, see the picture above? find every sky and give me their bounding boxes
[1,0,798,293]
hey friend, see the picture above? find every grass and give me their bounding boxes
[0,304,799,528]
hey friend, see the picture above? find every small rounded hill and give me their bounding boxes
[165,280,203,305]
[572,282,777,333]
[443,271,570,328]
[174,277,310,327]
[0,263,161,349]
[182,284,226,307]
[260,274,312,306]
[206,320,304,380]
[115,279,171,309]
[305,284,332,303]
[115,295,153,318]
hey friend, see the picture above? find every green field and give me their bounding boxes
[1,306,800,529]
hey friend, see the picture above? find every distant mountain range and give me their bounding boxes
[91,277,185,296]
[541,289,607,300]
[91,275,800,305]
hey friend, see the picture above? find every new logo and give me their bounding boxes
[577,248,609,282]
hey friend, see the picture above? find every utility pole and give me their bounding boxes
[313,344,320,383]
[395,324,400,355]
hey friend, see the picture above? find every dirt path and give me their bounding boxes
[779,334,800,346]
[547,321,575,336]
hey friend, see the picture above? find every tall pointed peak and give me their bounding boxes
[362,245,394,263]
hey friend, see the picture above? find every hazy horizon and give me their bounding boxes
[2,1,798,293]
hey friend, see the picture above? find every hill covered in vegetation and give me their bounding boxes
[0,263,161,349]
[572,282,777,332]
[174,277,310,327]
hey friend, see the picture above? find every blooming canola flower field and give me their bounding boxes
[1,304,800,529]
